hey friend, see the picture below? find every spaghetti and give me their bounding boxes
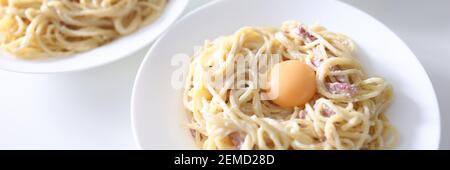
[183,21,397,150]
[0,0,167,59]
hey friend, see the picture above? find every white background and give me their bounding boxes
[0,0,448,149]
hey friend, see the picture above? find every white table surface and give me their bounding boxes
[0,0,448,149]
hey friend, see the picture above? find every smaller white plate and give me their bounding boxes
[132,0,441,150]
[0,0,188,73]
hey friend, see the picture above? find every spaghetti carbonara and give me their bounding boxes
[0,0,167,59]
[183,21,397,150]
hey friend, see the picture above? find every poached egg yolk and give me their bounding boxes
[267,60,317,108]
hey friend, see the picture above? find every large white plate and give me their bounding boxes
[131,0,441,149]
[0,0,188,73]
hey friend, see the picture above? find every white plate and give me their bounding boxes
[0,0,188,73]
[131,0,441,149]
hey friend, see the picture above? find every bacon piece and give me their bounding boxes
[326,82,358,96]
[298,27,317,42]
